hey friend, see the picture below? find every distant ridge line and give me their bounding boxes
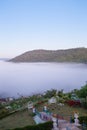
[9,47,87,63]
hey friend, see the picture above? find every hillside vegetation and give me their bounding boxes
[9,47,87,63]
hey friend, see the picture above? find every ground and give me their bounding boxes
[0,109,34,130]
[37,103,87,120]
[0,102,87,130]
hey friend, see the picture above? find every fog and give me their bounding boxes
[0,61,87,98]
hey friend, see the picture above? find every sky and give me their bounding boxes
[0,0,87,58]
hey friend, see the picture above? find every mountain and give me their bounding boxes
[9,47,87,63]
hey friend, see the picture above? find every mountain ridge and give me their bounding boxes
[9,47,87,63]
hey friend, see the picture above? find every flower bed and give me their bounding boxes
[66,100,81,107]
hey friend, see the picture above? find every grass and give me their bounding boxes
[0,109,35,130]
[36,103,87,121]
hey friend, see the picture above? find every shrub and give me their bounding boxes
[81,102,87,109]
[10,121,53,130]
[78,116,87,125]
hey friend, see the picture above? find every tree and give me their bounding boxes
[44,89,57,98]
[57,89,64,97]
[78,84,87,98]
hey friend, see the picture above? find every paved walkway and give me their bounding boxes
[59,122,81,130]
[52,119,81,130]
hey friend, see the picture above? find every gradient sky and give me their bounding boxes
[0,0,87,58]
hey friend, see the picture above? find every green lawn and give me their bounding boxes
[0,109,35,130]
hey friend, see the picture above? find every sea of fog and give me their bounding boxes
[0,61,87,98]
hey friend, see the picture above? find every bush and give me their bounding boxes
[0,108,9,119]
[10,121,53,130]
[79,116,87,125]
[81,102,87,109]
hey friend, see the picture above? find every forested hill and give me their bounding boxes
[9,48,87,63]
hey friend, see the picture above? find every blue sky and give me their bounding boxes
[0,0,87,58]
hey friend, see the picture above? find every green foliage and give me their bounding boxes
[81,102,87,109]
[0,103,4,109]
[62,95,70,100]
[77,84,87,98]
[0,108,9,119]
[44,89,57,98]
[57,89,64,97]
[58,98,65,103]
[65,93,71,99]
[0,109,19,120]
[10,121,53,130]
[79,116,87,125]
